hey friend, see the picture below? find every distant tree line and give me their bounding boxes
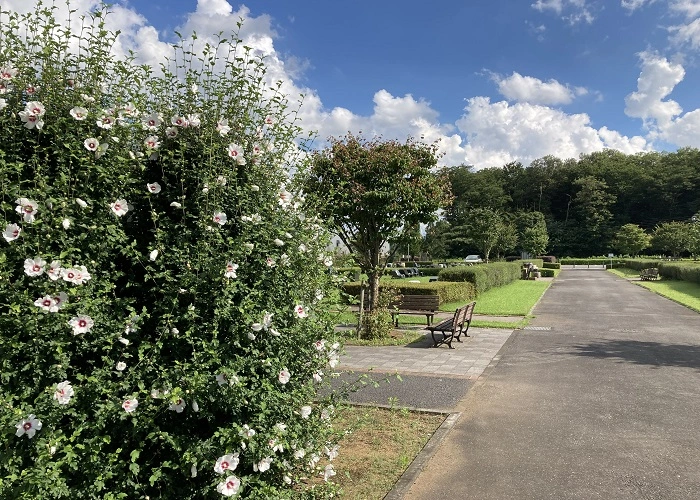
[423,148,700,259]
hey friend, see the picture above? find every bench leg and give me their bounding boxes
[430,331,454,349]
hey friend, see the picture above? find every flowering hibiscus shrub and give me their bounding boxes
[0,4,341,498]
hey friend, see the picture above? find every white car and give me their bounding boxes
[464,255,483,264]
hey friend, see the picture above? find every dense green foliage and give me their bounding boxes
[431,149,700,258]
[437,262,521,295]
[0,5,340,498]
[343,281,475,305]
[304,134,452,315]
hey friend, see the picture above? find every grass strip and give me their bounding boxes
[332,405,445,499]
[441,279,551,315]
[608,267,700,312]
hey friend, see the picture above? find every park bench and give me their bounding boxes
[389,294,440,327]
[426,301,476,349]
[640,268,659,281]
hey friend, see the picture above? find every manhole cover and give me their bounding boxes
[523,326,552,331]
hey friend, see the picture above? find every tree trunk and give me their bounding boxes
[368,270,381,311]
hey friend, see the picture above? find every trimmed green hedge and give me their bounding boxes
[542,262,561,269]
[343,281,476,305]
[539,268,556,277]
[657,262,700,284]
[561,258,627,265]
[437,262,521,296]
[621,259,663,271]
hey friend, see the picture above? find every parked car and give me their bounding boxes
[463,255,483,264]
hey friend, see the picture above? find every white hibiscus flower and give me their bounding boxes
[2,223,20,243]
[15,414,42,439]
[54,381,74,405]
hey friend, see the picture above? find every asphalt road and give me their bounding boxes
[405,268,700,500]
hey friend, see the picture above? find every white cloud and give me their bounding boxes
[670,0,700,18]
[624,52,685,129]
[1,0,651,171]
[492,72,586,105]
[532,0,564,14]
[669,17,700,48]
[532,0,594,24]
[622,53,700,147]
[621,0,658,12]
[455,97,648,168]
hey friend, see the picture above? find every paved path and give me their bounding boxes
[404,268,700,499]
[335,328,514,412]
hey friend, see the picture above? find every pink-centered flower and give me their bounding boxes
[224,262,238,278]
[52,292,68,311]
[278,368,290,385]
[171,115,188,127]
[227,143,246,165]
[96,113,115,129]
[294,305,308,318]
[110,199,129,217]
[278,187,293,208]
[47,261,62,281]
[141,112,162,130]
[147,182,161,194]
[18,101,45,130]
[122,398,138,413]
[165,126,178,138]
[34,295,57,312]
[69,315,94,335]
[0,66,18,81]
[15,198,38,223]
[216,475,241,497]
[70,106,88,120]
[3,223,21,242]
[54,381,74,405]
[213,211,227,225]
[144,136,160,150]
[24,257,46,277]
[168,398,186,413]
[84,138,99,151]
[15,414,42,439]
[214,453,240,474]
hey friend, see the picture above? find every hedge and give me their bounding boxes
[539,268,556,277]
[560,258,627,265]
[437,262,521,296]
[542,262,561,269]
[621,259,663,271]
[657,262,700,284]
[343,281,476,305]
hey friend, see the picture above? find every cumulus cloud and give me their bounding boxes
[621,0,658,12]
[491,72,587,105]
[531,0,594,24]
[624,52,685,129]
[455,97,648,168]
[2,0,652,171]
[622,52,700,147]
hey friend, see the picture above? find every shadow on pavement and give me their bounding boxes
[565,339,700,369]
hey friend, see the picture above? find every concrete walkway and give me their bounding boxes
[402,268,700,499]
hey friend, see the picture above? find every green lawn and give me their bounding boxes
[608,267,700,312]
[441,279,551,316]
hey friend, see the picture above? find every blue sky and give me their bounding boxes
[7,0,700,168]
